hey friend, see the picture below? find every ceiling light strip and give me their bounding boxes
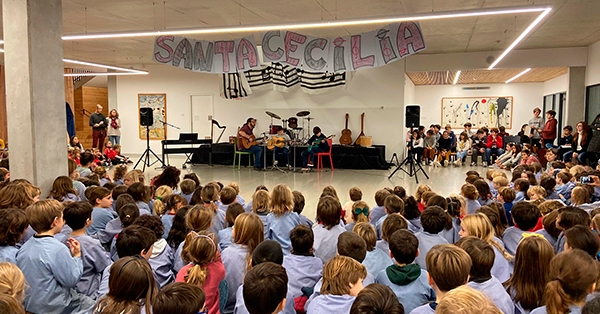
[453,70,461,85]
[59,5,550,40]
[63,72,146,76]
[488,8,552,69]
[505,68,531,83]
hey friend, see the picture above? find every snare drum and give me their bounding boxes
[270,125,283,134]
[288,117,298,129]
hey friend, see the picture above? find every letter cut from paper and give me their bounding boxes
[396,22,426,58]
[214,41,236,73]
[350,32,377,71]
[283,31,307,67]
[374,26,400,66]
[301,37,330,72]
[236,37,260,71]
[193,40,215,73]
[327,36,352,73]
[153,36,175,64]
[261,31,286,63]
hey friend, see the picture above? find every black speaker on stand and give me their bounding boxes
[389,105,428,183]
[135,107,165,171]
[405,105,420,128]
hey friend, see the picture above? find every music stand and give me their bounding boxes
[134,125,166,171]
[388,140,429,184]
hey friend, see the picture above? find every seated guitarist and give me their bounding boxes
[301,126,329,170]
[238,117,263,170]
[272,129,292,169]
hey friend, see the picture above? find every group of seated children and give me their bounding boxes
[2,161,600,314]
[69,135,131,167]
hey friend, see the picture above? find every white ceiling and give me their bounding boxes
[6,0,600,68]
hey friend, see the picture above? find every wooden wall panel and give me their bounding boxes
[0,66,6,145]
[73,86,108,149]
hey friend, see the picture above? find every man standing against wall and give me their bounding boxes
[89,104,108,151]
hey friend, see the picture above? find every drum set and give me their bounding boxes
[265,110,314,145]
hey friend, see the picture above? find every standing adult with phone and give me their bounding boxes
[89,104,108,151]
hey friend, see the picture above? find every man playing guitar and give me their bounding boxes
[238,117,263,170]
[269,129,292,169]
[301,126,329,170]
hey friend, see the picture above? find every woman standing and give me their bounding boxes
[107,109,121,146]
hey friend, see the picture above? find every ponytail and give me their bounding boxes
[153,199,166,216]
[185,264,209,287]
[181,230,217,286]
[544,279,572,314]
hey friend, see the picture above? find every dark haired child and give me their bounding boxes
[179,179,197,204]
[376,214,408,254]
[554,206,591,253]
[243,262,289,314]
[350,283,404,314]
[127,182,152,215]
[153,282,206,314]
[352,223,393,279]
[86,187,115,237]
[375,195,404,240]
[228,182,246,207]
[219,186,238,212]
[461,183,480,214]
[283,225,323,300]
[584,295,600,314]
[0,208,28,263]
[63,201,111,299]
[99,192,136,244]
[415,206,450,270]
[77,152,95,178]
[97,225,156,298]
[456,237,514,314]
[555,171,575,200]
[513,178,530,203]
[369,189,391,225]
[133,215,174,288]
[293,190,313,227]
[534,210,561,247]
[375,230,435,313]
[440,196,462,244]
[219,203,245,251]
[404,196,423,233]
[344,187,364,223]
[564,225,600,258]
[161,194,187,239]
[314,196,346,264]
[108,202,140,260]
[497,187,516,226]
[540,176,559,200]
[410,244,472,314]
[306,256,367,314]
[17,200,95,313]
[48,176,80,202]
[502,202,541,255]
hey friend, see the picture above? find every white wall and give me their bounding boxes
[414,83,544,133]
[116,63,407,159]
[543,74,567,96]
[587,40,600,86]
[404,73,415,105]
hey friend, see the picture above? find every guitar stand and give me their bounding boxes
[269,152,286,173]
[388,150,429,184]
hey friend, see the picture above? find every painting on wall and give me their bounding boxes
[138,93,167,140]
[442,96,513,129]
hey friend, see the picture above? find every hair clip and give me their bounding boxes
[353,207,369,216]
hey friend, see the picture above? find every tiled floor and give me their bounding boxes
[136,155,506,220]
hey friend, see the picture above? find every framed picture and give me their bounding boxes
[441,96,513,129]
[138,93,167,140]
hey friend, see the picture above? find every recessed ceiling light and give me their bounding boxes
[453,70,461,85]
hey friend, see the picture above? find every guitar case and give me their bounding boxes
[588,114,600,154]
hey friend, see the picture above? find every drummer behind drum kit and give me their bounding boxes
[265,110,315,145]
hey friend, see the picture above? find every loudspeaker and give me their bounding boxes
[140,107,153,126]
[405,105,420,128]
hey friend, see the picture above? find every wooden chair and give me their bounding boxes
[233,137,254,169]
[316,138,334,171]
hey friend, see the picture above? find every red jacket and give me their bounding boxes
[542,118,557,140]
[486,135,503,149]
[104,148,117,160]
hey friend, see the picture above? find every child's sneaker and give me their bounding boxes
[482,161,488,167]
[470,161,476,166]
[432,161,441,167]
[456,159,462,167]
[443,160,449,167]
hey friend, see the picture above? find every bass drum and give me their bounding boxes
[288,117,298,129]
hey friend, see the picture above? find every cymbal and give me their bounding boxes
[265,111,281,119]
[296,110,311,117]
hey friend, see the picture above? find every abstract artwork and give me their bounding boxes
[442,97,513,129]
[138,93,167,140]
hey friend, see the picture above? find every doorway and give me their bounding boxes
[190,94,213,140]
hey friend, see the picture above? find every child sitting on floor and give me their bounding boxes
[266,184,301,255]
[283,225,323,300]
[313,196,346,264]
[414,205,450,270]
[293,190,313,227]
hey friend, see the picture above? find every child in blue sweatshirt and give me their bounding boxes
[502,202,540,255]
[16,199,95,313]
[457,237,514,314]
[375,230,435,313]
[0,208,28,263]
[369,189,391,225]
[375,195,404,239]
[306,255,367,314]
[376,214,408,254]
[353,222,394,277]
[293,191,314,228]
[283,225,323,299]
[414,206,450,270]
[497,187,516,226]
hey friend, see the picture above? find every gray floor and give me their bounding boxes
[135,155,502,220]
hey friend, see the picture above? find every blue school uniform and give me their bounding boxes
[478,197,492,207]
[55,225,73,244]
[244,200,253,213]
[408,218,423,233]
[375,215,386,239]
[209,208,227,235]
[283,254,323,298]
[234,283,296,314]
[266,212,301,255]
[98,217,121,244]
[375,265,435,313]
[137,201,152,215]
[415,232,449,270]
[376,239,389,254]
[363,247,394,277]
[503,226,526,255]
[440,217,461,244]
[236,195,246,207]
[222,243,249,313]
[492,245,512,283]
[71,234,111,299]
[161,214,175,239]
[113,179,124,185]
[50,193,80,203]
[0,246,18,263]
[468,277,515,314]
[298,214,313,227]
[87,207,114,237]
[313,223,346,264]
[306,294,356,314]
[466,199,481,214]
[554,232,566,253]
[100,178,110,187]
[305,274,375,310]
[73,180,87,201]
[410,304,436,314]
[514,191,525,203]
[504,202,514,226]
[17,235,95,314]
[181,192,193,204]
[345,222,356,232]
[369,205,386,225]
[173,240,186,273]
[148,238,175,288]
[257,212,270,239]
[530,305,581,314]
[535,228,557,247]
[218,227,233,251]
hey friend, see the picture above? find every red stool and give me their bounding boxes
[316,138,334,171]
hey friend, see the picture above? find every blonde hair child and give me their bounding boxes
[153,186,174,216]
[267,184,300,255]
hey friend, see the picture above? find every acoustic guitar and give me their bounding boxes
[354,113,366,146]
[339,113,353,145]
[240,135,265,149]
[308,135,335,152]
[267,136,287,150]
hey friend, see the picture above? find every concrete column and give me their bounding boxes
[108,71,118,111]
[3,0,67,195]
[565,66,586,126]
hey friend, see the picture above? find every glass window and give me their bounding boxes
[586,84,600,123]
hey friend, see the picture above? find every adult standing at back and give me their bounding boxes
[528,107,544,150]
[89,104,108,151]
[107,109,121,146]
